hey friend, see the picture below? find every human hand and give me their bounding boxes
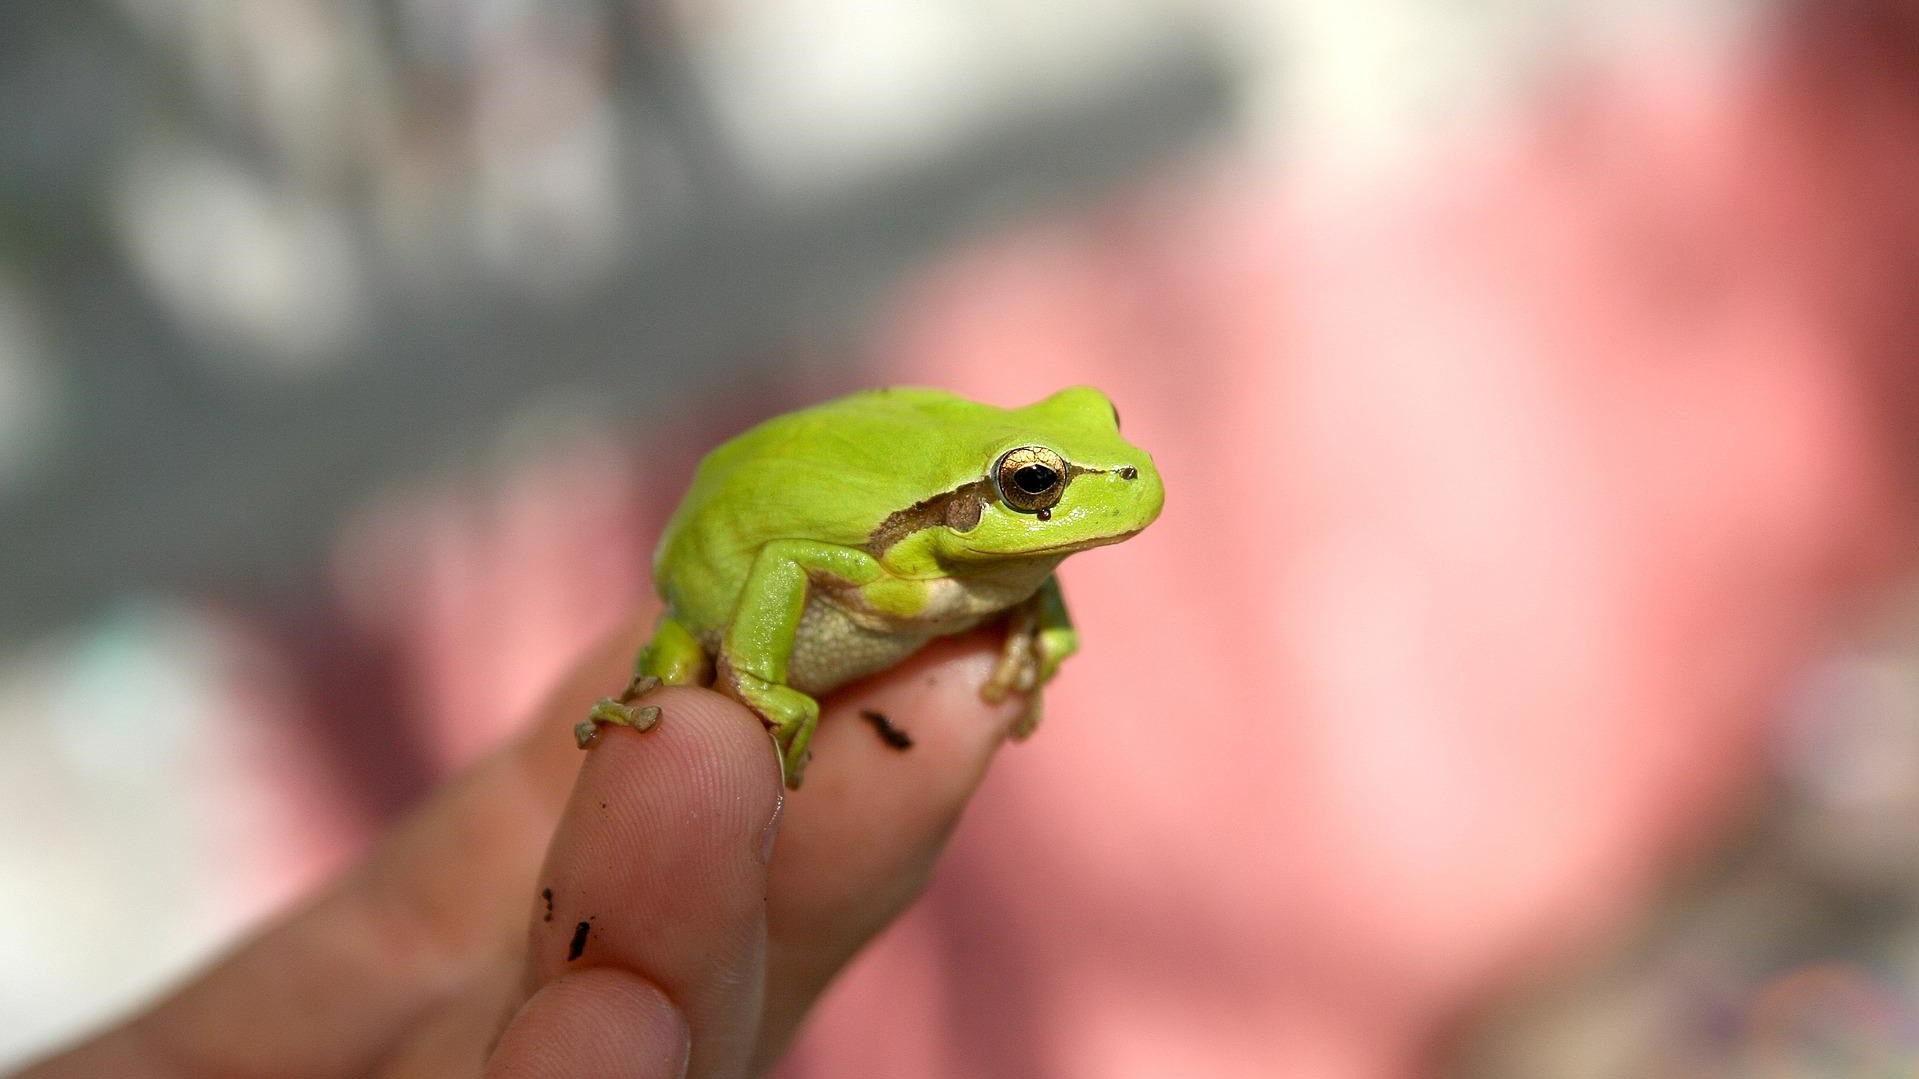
[15,614,1026,1078]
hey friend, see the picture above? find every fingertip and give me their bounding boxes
[568,686,783,834]
[526,686,781,1074]
[534,690,783,964]
[485,969,688,1079]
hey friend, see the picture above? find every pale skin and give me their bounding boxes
[16,386,1162,1078]
[14,615,1036,1078]
[582,386,1164,787]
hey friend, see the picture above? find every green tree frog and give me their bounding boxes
[578,385,1164,788]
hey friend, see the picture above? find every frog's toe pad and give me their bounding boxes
[1009,693,1043,742]
[621,674,662,702]
[577,698,663,749]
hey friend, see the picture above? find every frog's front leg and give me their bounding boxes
[983,575,1078,740]
[722,540,884,788]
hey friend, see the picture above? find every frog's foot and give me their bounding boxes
[982,597,1075,741]
[1008,693,1044,742]
[725,665,820,789]
[982,603,1041,705]
[983,609,1047,741]
[574,677,664,749]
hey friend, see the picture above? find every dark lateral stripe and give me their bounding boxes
[863,464,1118,557]
[865,479,991,556]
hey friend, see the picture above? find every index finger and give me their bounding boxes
[495,630,1028,1077]
[489,687,785,1078]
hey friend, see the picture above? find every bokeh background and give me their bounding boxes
[9,1,1919,1075]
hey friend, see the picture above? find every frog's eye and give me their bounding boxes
[993,446,1068,514]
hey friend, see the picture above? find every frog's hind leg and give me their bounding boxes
[576,614,709,748]
[635,614,711,687]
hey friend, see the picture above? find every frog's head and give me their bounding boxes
[925,386,1163,566]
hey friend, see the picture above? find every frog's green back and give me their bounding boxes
[652,387,1089,632]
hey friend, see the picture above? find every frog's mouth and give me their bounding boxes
[960,527,1142,558]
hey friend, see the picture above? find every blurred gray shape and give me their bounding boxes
[0,0,1231,646]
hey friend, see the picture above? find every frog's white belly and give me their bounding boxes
[695,560,1058,695]
[693,592,986,694]
[782,597,967,694]
[785,566,1055,694]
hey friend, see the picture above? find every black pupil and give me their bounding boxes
[1014,464,1059,495]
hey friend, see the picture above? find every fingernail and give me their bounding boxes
[759,786,784,864]
[758,728,784,863]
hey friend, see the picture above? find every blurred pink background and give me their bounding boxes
[10,2,1919,1075]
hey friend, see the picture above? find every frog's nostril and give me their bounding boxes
[1119,466,1138,480]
